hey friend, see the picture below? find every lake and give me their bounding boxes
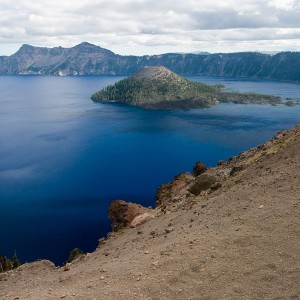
[0,75,299,265]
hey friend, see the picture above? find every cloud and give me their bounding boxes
[0,0,299,55]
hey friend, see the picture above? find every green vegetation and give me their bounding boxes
[0,252,21,272]
[67,248,84,263]
[92,68,222,109]
[11,252,21,269]
[91,66,289,109]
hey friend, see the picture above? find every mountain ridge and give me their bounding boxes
[0,43,300,82]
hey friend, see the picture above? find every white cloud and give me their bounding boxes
[0,0,299,55]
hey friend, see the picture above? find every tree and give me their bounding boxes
[11,251,21,269]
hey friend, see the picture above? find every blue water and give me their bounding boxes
[0,75,299,265]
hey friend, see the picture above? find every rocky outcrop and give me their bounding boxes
[108,200,153,231]
[192,161,207,176]
[130,213,154,228]
[155,173,194,209]
[188,174,219,195]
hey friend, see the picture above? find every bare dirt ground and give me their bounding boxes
[1,125,300,300]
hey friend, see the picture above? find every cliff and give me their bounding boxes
[91,66,286,109]
[1,124,300,299]
[0,43,300,82]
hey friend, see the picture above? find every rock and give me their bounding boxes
[130,213,154,228]
[63,263,71,272]
[210,182,222,191]
[17,260,55,272]
[165,226,175,234]
[193,161,207,176]
[217,160,225,166]
[155,173,194,209]
[188,174,218,196]
[98,237,106,247]
[229,165,244,176]
[108,200,152,231]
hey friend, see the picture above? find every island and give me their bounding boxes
[91,66,292,109]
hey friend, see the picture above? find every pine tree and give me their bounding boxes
[11,251,21,269]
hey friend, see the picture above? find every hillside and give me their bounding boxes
[91,66,286,109]
[1,124,299,299]
[91,66,222,109]
[0,43,300,82]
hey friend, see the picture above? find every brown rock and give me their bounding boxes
[108,200,152,231]
[63,263,71,271]
[229,165,244,176]
[130,213,154,228]
[192,161,207,176]
[155,173,194,208]
[188,174,217,195]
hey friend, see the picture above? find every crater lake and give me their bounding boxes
[0,75,299,264]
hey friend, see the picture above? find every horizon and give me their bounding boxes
[0,41,297,57]
[0,0,299,56]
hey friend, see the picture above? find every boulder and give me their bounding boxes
[108,200,152,231]
[192,161,207,176]
[130,213,154,228]
[188,174,218,195]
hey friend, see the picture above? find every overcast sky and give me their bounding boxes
[0,0,299,55]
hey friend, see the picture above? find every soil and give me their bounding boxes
[1,125,300,300]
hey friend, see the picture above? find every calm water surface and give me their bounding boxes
[0,75,299,264]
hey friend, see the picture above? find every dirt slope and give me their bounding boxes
[1,125,300,300]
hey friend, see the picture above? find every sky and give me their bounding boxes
[0,0,300,56]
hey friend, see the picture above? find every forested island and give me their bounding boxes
[91,66,292,109]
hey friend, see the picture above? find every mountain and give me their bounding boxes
[0,43,300,82]
[2,124,300,299]
[91,66,286,109]
[91,66,222,109]
[0,42,118,75]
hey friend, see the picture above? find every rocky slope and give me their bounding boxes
[91,66,287,109]
[1,124,300,299]
[0,43,300,82]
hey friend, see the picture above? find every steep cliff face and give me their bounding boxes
[0,43,300,82]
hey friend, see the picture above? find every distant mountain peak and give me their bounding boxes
[74,42,98,48]
[18,44,36,51]
[71,42,114,56]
